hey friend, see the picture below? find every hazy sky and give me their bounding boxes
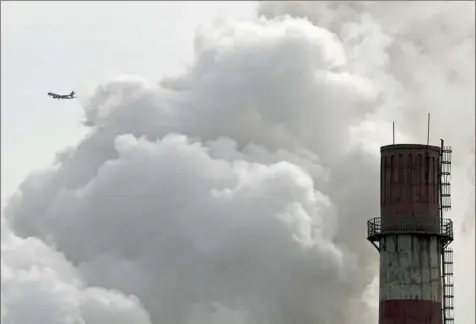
[1,2,474,324]
[1,1,256,205]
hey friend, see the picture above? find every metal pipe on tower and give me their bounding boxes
[367,141,454,324]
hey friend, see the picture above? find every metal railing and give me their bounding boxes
[367,216,453,241]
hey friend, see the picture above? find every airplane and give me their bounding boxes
[47,91,76,100]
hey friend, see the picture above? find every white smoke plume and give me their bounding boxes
[2,2,474,324]
[1,217,152,324]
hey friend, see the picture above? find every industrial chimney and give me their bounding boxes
[367,140,454,324]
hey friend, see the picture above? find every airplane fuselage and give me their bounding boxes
[47,91,75,100]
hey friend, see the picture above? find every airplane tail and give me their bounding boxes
[70,91,75,97]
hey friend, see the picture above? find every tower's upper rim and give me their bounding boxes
[380,144,441,153]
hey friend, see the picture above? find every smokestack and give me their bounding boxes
[367,141,455,323]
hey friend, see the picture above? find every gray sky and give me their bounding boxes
[1,1,256,205]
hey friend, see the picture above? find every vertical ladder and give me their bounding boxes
[440,144,452,212]
[442,248,454,324]
[439,141,454,324]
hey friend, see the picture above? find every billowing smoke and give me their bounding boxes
[2,2,474,324]
[1,217,152,324]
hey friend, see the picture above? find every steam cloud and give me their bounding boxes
[2,2,474,324]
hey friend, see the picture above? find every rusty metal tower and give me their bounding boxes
[367,140,454,324]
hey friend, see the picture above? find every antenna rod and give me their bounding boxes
[427,113,431,145]
[393,121,395,144]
